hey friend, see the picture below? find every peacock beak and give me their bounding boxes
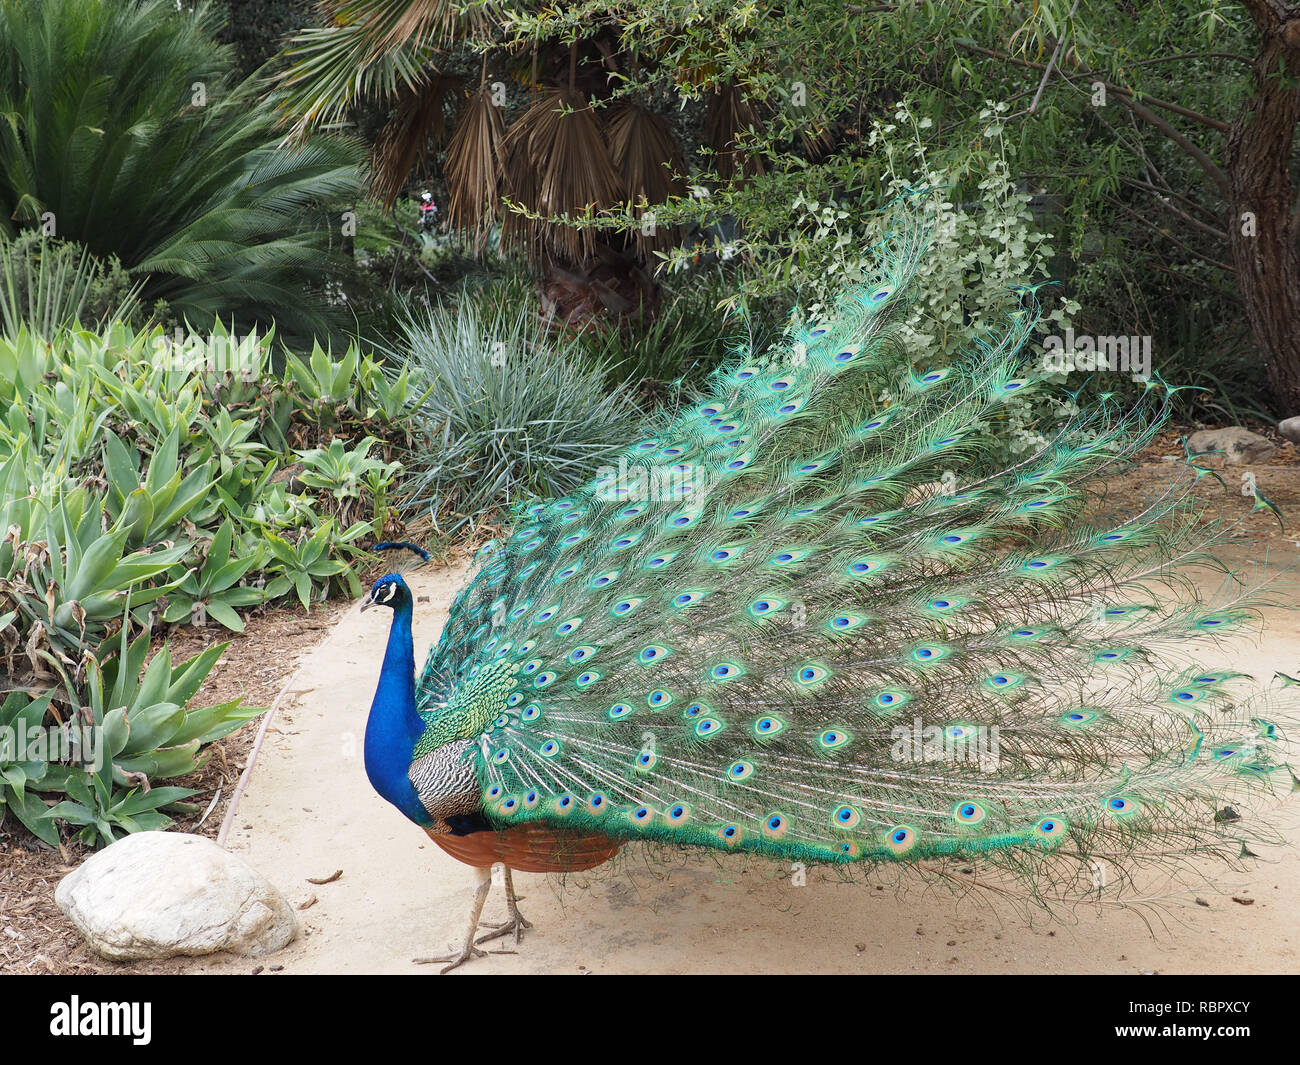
[359,591,376,612]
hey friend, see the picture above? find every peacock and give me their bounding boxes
[361,207,1296,972]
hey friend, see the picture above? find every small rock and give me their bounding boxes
[55,832,297,961]
[1186,427,1275,467]
[1278,416,1300,445]
[1196,898,1210,907]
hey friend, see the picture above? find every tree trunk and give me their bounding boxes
[1225,4,1300,413]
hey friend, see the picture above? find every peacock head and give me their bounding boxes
[360,573,411,613]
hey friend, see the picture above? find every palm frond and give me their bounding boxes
[274,0,485,140]
[704,81,765,182]
[500,89,623,265]
[606,104,686,259]
[370,72,459,207]
[443,85,506,251]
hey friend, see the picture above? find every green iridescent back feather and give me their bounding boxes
[411,208,1296,880]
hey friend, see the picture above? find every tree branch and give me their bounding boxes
[1117,176,1228,239]
[1110,90,1230,198]
[1108,199,1234,272]
[956,41,1231,132]
[1028,0,1080,114]
[956,41,1230,196]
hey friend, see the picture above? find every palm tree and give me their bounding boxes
[271,2,765,325]
[0,0,365,337]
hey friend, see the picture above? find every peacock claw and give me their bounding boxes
[413,944,488,974]
[475,909,533,946]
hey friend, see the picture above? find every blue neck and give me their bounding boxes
[363,598,432,826]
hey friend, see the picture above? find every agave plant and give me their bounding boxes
[295,437,402,528]
[264,519,365,609]
[24,613,265,846]
[161,520,267,632]
[0,689,57,845]
[101,427,217,548]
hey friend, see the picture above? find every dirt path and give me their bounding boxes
[183,535,1300,976]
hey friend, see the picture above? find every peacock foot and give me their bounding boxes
[475,907,532,945]
[413,943,488,975]
[413,863,500,973]
[475,864,533,945]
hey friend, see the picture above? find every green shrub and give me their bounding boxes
[0,232,140,338]
[0,0,363,340]
[0,317,417,846]
[390,293,645,537]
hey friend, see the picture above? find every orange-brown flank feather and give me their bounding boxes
[428,823,622,872]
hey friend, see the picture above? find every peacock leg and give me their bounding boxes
[413,864,491,973]
[475,864,533,945]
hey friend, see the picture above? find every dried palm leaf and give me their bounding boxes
[799,121,836,160]
[320,0,474,61]
[371,72,457,207]
[500,89,623,265]
[704,81,765,182]
[606,104,686,260]
[443,85,506,252]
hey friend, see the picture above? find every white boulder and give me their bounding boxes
[55,832,297,960]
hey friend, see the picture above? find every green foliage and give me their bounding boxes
[264,520,365,610]
[0,690,57,845]
[214,0,315,76]
[491,0,1273,416]
[0,0,364,340]
[278,341,421,450]
[161,520,267,632]
[0,316,416,845]
[391,293,645,537]
[0,322,406,665]
[0,233,140,338]
[2,624,265,847]
[296,437,402,529]
[577,272,760,397]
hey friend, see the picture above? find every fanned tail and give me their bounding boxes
[414,196,1297,901]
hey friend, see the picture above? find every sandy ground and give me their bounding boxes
[179,530,1300,976]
